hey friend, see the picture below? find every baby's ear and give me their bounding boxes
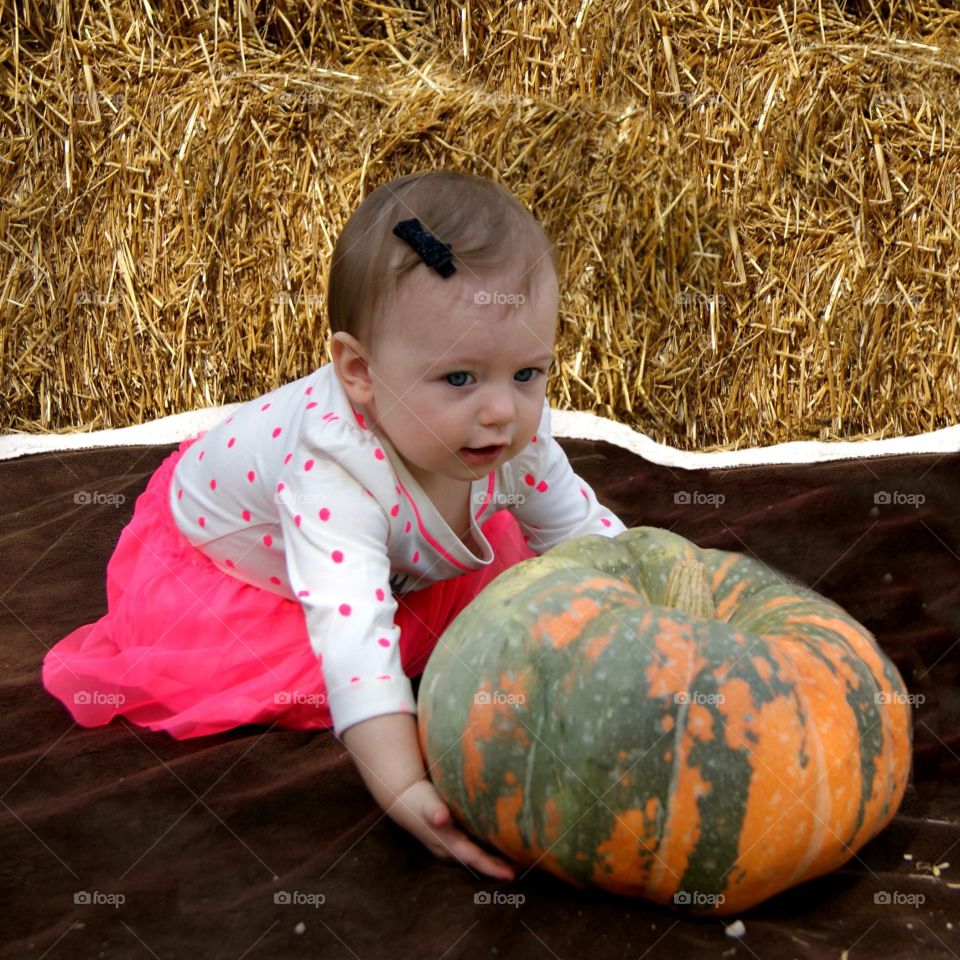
[331,332,375,404]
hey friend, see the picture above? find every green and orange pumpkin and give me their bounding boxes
[417,527,912,914]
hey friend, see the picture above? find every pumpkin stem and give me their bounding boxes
[663,557,716,620]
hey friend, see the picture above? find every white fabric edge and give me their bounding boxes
[2,404,958,468]
[549,410,960,468]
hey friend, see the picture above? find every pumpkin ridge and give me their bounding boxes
[724,724,822,893]
[756,636,835,891]
[756,633,883,845]
[740,601,899,857]
[674,625,791,901]
[772,711,890,886]
[556,605,684,889]
[648,677,693,895]
[579,609,692,891]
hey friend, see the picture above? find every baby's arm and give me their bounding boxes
[278,451,513,877]
[509,403,626,551]
[341,712,515,881]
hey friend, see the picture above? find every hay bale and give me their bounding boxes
[3,0,959,449]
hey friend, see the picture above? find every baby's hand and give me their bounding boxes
[391,778,516,881]
[341,714,515,881]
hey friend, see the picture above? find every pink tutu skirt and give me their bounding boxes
[42,435,536,739]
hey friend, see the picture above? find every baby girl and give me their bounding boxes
[44,169,627,879]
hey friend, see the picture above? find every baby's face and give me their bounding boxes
[364,261,559,494]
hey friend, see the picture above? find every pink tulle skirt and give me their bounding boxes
[42,435,536,739]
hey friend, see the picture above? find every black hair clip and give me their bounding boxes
[392,218,456,278]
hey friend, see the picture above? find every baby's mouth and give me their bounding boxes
[460,444,507,464]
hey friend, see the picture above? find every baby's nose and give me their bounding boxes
[479,385,516,427]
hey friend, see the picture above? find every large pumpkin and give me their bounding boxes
[417,527,912,914]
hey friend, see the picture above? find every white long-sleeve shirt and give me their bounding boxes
[169,363,626,735]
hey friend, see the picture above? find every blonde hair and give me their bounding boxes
[327,170,558,345]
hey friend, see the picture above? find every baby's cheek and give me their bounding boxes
[520,400,544,438]
[423,408,458,442]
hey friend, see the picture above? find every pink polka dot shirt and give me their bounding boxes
[169,363,625,736]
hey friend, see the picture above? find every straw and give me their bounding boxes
[3,0,959,450]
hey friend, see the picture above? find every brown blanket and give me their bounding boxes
[2,439,958,959]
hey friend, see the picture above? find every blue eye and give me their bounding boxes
[445,372,471,387]
[515,368,538,383]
